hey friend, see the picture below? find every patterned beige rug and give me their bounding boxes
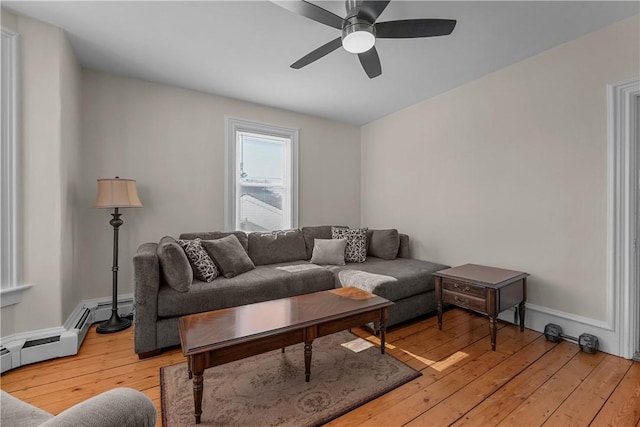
[160,330,420,426]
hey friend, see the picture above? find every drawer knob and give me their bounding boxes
[454,283,471,292]
[453,296,469,306]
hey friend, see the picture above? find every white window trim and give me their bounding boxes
[0,28,30,307]
[224,117,299,231]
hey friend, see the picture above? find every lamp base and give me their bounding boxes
[96,311,131,334]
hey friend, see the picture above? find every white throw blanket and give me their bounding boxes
[337,269,396,293]
[275,264,325,273]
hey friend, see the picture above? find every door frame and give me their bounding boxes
[607,78,639,359]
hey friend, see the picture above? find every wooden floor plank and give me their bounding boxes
[545,355,633,427]
[451,340,578,427]
[325,321,512,427]
[496,350,606,426]
[405,336,556,426]
[353,329,541,426]
[590,362,640,427]
[1,309,638,427]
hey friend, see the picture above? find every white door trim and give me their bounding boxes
[607,78,639,359]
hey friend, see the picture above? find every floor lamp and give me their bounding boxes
[95,177,142,334]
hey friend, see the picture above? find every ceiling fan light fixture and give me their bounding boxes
[342,30,375,53]
[342,20,375,53]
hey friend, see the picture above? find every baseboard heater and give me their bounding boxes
[0,295,133,373]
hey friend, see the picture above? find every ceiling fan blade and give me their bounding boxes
[375,19,457,38]
[291,37,343,69]
[358,46,382,79]
[357,1,390,23]
[271,0,345,30]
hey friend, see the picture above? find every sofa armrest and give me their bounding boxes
[398,233,410,258]
[133,242,160,355]
[40,388,156,427]
[1,390,52,427]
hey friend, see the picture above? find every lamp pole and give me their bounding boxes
[97,207,131,333]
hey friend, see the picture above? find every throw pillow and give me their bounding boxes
[202,234,256,279]
[177,238,218,282]
[331,226,368,263]
[310,238,347,265]
[157,236,193,292]
[301,226,334,260]
[367,229,400,260]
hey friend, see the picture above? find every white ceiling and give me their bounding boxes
[4,1,639,125]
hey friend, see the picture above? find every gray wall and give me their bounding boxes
[0,11,82,335]
[78,71,361,302]
[361,15,639,322]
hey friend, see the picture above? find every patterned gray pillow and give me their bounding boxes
[177,238,218,282]
[331,226,368,263]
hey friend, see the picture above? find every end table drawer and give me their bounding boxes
[442,290,486,313]
[442,280,485,299]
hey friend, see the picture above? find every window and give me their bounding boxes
[1,27,29,307]
[225,118,298,232]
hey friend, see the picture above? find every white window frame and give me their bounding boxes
[224,117,299,231]
[1,27,30,307]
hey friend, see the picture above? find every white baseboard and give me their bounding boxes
[0,294,133,373]
[498,303,620,356]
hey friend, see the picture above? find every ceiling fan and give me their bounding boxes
[272,0,457,79]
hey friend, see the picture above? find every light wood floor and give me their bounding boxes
[1,308,639,426]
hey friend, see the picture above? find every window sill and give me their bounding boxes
[1,284,32,308]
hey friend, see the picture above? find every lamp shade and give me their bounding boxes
[95,177,142,208]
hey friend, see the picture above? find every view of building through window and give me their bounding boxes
[237,132,289,231]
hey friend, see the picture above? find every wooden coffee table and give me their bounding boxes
[178,287,393,424]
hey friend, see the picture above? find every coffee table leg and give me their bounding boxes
[190,356,204,424]
[304,340,313,382]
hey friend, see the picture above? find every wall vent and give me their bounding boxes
[0,294,133,373]
[23,336,60,349]
[75,308,91,330]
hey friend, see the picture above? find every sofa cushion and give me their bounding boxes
[326,257,449,302]
[301,226,333,260]
[310,238,347,265]
[157,261,335,317]
[367,229,400,260]
[179,231,248,252]
[248,229,307,266]
[332,226,368,263]
[177,238,218,282]
[157,236,193,292]
[202,234,255,278]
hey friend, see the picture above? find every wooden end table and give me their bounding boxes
[178,287,393,424]
[433,264,529,351]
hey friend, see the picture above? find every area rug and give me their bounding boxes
[160,330,420,426]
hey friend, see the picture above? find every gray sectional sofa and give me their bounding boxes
[133,225,448,358]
